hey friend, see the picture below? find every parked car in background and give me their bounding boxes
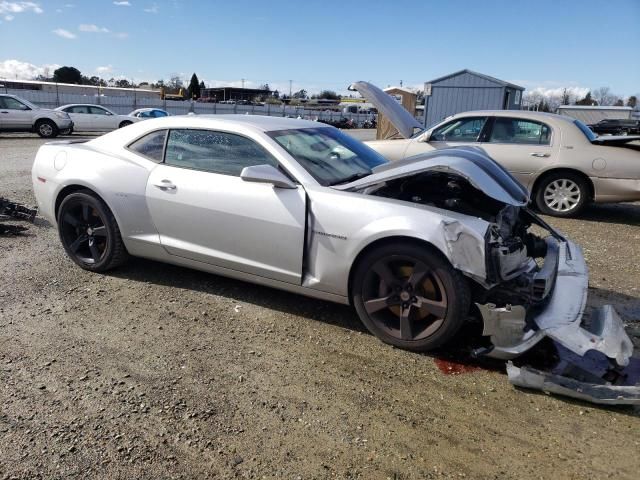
[351,81,640,217]
[587,118,640,136]
[55,104,140,132]
[129,108,170,119]
[0,94,73,138]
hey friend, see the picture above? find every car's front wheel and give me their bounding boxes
[352,242,470,352]
[57,191,128,272]
[535,171,589,217]
[35,119,58,138]
[118,121,132,128]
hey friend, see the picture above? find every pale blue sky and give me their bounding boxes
[1,0,638,97]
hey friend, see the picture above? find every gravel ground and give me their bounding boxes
[1,134,639,480]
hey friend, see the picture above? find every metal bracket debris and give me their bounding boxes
[0,197,38,235]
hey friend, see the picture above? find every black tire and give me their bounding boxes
[118,121,133,128]
[60,128,73,135]
[534,171,589,217]
[352,242,470,352]
[35,119,58,138]
[57,191,129,272]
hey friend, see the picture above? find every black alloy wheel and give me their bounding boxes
[352,243,469,351]
[57,191,128,271]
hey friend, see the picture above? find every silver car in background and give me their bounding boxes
[31,114,638,404]
[0,93,73,138]
[55,104,140,132]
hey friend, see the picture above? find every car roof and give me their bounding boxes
[122,114,322,132]
[450,110,577,124]
[56,103,110,109]
[88,114,332,150]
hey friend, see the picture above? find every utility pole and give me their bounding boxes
[241,78,245,89]
[289,79,292,98]
[400,79,403,87]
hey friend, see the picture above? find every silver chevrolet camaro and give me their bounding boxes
[31,114,638,403]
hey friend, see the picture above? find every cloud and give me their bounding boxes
[113,1,131,6]
[0,59,60,79]
[0,1,43,14]
[52,28,76,39]
[0,1,43,20]
[79,23,109,33]
[113,32,129,39]
[524,86,590,101]
[96,65,113,75]
[143,4,158,13]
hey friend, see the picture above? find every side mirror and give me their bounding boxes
[240,164,297,189]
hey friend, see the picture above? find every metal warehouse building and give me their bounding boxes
[556,105,633,124]
[423,69,524,127]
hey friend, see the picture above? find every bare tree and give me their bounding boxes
[593,86,619,106]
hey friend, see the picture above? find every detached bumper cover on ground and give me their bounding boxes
[480,238,639,405]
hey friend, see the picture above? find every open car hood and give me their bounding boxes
[333,147,530,207]
[348,81,423,139]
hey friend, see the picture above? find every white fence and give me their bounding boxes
[5,88,379,126]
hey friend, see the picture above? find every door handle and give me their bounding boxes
[153,180,176,191]
[530,152,550,158]
[0,111,9,114]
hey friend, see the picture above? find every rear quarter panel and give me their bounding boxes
[32,142,160,246]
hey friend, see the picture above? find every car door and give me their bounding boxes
[89,106,118,130]
[404,116,490,158]
[63,105,93,130]
[479,117,558,189]
[0,96,33,129]
[145,128,306,284]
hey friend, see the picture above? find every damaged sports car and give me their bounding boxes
[31,114,639,404]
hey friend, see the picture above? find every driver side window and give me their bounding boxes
[165,129,279,176]
[430,117,487,142]
[1,97,29,110]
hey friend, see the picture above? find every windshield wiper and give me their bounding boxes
[329,171,372,186]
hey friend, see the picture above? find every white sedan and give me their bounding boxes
[352,82,640,217]
[56,104,140,132]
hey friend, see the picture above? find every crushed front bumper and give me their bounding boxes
[478,237,639,405]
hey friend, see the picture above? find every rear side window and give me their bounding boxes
[164,129,278,176]
[488,118,550,145]
[128,130,167,162]
[153,110,168,117]
[67,105,90,114]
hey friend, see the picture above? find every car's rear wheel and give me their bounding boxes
[35,119,58,138]
[57,191,128,272]
[352,242,470,351]
[119,121,132,128]
[535,171,588,217]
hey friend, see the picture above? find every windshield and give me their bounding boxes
[267,127,388,186]
[574,119,597,141]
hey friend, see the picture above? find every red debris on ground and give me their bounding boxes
[434,358,481,375]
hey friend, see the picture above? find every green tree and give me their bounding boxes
[53,66,82,84]
[575,91,597,106]
[293,89,308,99]
[318,90,339,100]
[561,88,570,105]
[187,73,201,99]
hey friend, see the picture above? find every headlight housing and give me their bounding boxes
[54,111,70,119]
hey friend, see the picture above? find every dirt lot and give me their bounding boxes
[1,134,639,479]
